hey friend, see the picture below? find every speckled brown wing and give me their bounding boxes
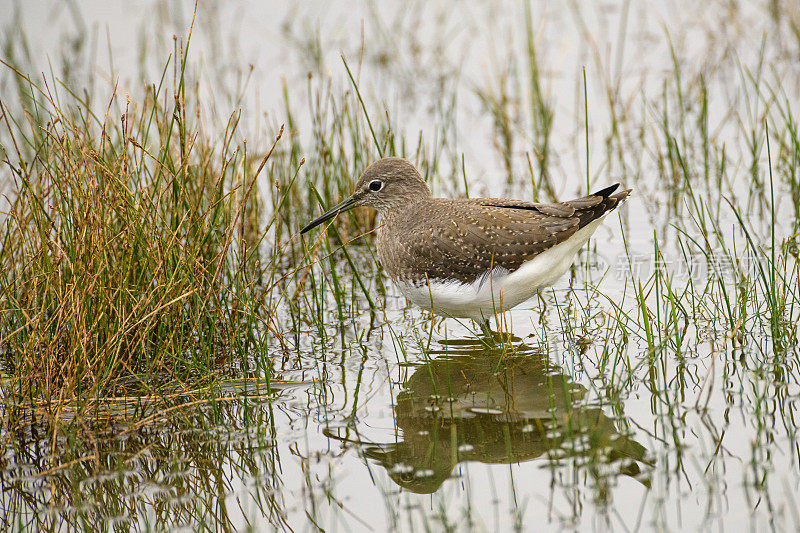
[379,184,629,285]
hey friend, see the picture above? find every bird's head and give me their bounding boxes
[300,157,430,234]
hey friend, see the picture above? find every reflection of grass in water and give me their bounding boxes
[2,390,287,531]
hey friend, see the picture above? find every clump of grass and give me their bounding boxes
[0,47,281,408]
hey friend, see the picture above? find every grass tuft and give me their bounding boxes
[0,48,282,408]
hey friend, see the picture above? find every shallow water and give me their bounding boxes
[4,305,798,530]
[3,1,800,531]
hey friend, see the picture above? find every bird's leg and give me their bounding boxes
[478,319,494,339]
[476,317,518,347]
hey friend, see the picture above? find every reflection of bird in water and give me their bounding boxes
[362,337,652,494]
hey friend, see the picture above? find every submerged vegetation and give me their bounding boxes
[1,0,800,530]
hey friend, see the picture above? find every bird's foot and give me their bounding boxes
[476,319,518,346]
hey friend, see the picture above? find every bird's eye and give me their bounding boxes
[369,180,383,192]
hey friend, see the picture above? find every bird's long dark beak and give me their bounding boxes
[300,195,358,234]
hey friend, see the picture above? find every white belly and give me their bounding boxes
[394,218,604,321]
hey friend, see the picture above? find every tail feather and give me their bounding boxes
[576,186,631,229]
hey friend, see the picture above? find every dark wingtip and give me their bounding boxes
[592,183,620,198]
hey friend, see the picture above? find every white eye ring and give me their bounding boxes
[369,180,383,192]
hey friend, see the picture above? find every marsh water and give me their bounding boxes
[3,1,800,531]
